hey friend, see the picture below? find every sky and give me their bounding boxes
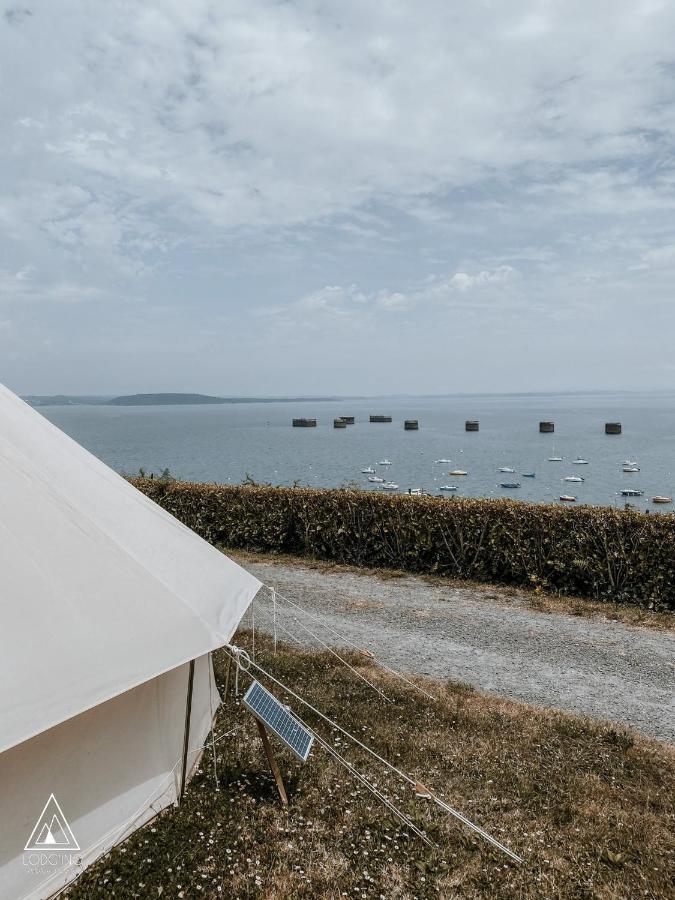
[1,0,675,396]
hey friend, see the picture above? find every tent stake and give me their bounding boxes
[255,719,288,807]
[179,659,196,803]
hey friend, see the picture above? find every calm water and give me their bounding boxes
[38,392,675,511]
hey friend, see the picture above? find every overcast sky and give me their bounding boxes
[2,1,675,396]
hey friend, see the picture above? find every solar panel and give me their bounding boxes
[243,681,314,763]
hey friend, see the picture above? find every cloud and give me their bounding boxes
[4,2,675,241]
[447,267,515,292]
[265,265,521,328]
[1,1,675,392]
[640,243,675,267]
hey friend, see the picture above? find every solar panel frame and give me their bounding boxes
[243,681,314,763]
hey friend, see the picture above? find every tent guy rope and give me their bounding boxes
[226,644,524,864]
[262,583,438,701]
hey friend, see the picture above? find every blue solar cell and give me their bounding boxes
[243,681,314,762]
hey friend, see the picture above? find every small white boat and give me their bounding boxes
[499,466,515,473]
[564,475,584,483]
[572,457,589,465]
[622,465,640,473]
[500,482,521,489]
[435,458,452,464]
[381,482,399,490]
[521,472,536,478]
[560,494,576,502]
[368,475,385,483]
[407,488,422,495]
[439,485,458,491]
[652,495,672,504]
[361,467,375,474]
[624,459,638,467]
[448,469,468,476]
[548,444,563,462]
[378,459,393,466]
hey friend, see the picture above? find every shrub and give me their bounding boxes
[132,479,675,610]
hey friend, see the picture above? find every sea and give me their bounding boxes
[36,392,675,511]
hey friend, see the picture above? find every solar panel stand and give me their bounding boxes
[255,719,289,807]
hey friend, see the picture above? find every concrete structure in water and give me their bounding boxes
[292,418,317,427]
[337,416,355,425]
[465,420,479,432]
[369,415,392,423]
[333,418,347,428]
[605,422,622,434]
[404,419,419,430]
[539,421,555,433]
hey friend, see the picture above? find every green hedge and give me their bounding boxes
[132,479,675,610]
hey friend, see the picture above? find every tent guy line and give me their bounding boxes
[226,644,524,864]
[248,590,393,702]
[260,584,439,701]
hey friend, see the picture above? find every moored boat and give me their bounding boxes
[521,472,536,477]
[572,457,589,465]
[448,469,468,476]
[381,482,399,490]
[378,459,393,466]
[367,475,385,483]
[621,489,643,497]
[652,495,673,504]
[435,458,452,464]
[439,485,458,491]
[361,466,375,474]
[499,466,515,473]
[559,494,576,501]
[564,475,584,482]
[500,482,521,488]
[622,465,640,473]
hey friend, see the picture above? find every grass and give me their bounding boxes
[227,547,675,632]
[66,632,674,899]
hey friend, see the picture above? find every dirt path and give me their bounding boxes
[239,557,675,743]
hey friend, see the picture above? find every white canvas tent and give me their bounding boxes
[0,384,261,899]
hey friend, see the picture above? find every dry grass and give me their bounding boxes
[228,547,675,632]
[67,632,674,899]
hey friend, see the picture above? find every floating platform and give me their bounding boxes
[465,420,479,432]
[539,421,555,433]
[292,418,317,427]
[337,416,355,424]
[605,422,622,434]
[404,420,419,430]
[369,415,392,423]
[333,419,347,428]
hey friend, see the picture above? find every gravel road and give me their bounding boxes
[240,558,675,743]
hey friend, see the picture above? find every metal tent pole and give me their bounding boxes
[179,659,196,803]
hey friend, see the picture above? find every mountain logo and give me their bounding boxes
[25,794,79,851]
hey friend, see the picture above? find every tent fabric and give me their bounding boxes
[0,654,217,900]
[0,383,261,754]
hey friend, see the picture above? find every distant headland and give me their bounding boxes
[24,392,340,407]
[109,393,231,406]
[108,393,341,405]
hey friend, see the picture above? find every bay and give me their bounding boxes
[37,391,675,511]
